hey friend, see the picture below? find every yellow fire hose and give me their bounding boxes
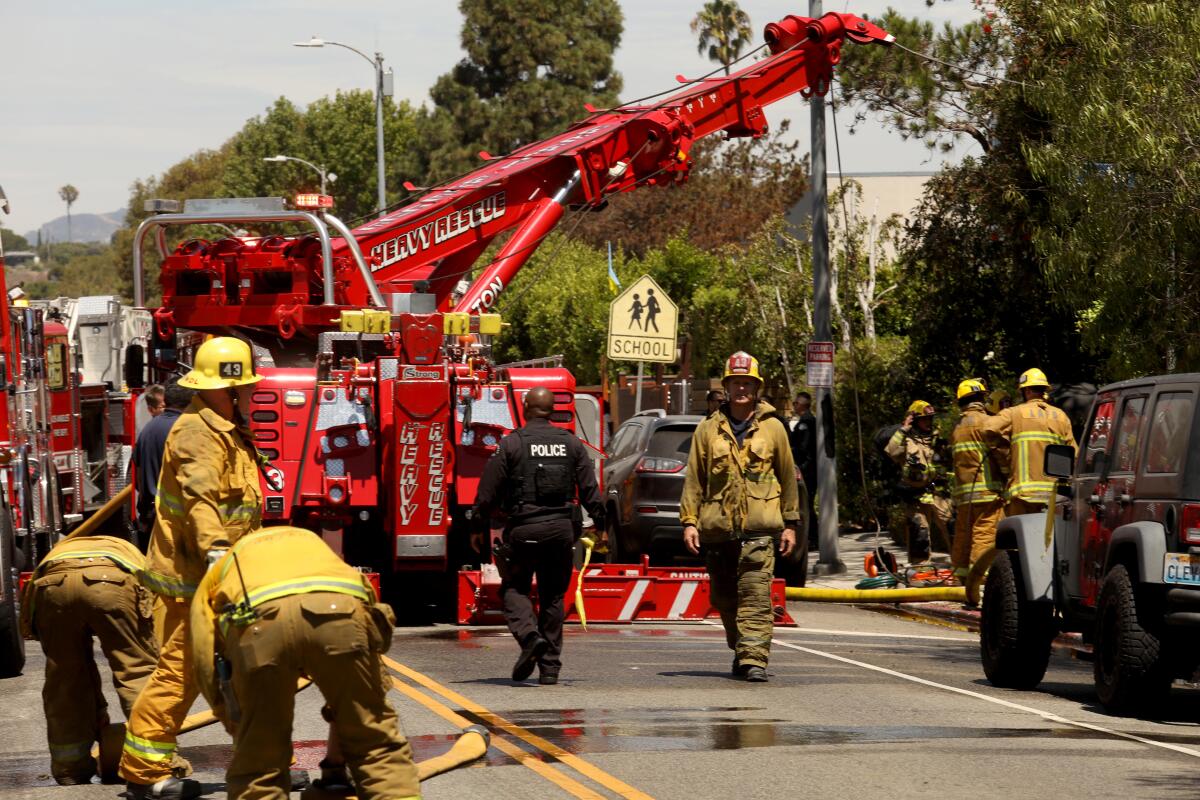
[574,535,595,630]
[66,484,132,539]
[784,549,994,606]
[415,725,490,781]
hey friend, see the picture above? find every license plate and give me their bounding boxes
[1163,553,1200,586]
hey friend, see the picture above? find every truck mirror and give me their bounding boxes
[124,343,146,389]
[1043,443,1074,479]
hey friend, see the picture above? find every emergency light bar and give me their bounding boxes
[294,193,334,210]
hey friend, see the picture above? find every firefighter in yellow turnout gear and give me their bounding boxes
[884,401,952,562]
[120,337,265,799]
[989,368,1077,516]
[950,379,1009,574]
[20,535,157,784]
[190,527,420,800]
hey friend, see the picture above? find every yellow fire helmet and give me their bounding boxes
[179,337,263,390]
[722,351,762,385]
[987,389,1012,414]
[1017,367,1050,390]
[956,378,988,401]
[907,400,935,416]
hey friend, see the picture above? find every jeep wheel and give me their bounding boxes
[1093,564,1169,714]
[603,516,623,564]
[0,509,26,679]
[980,550,1053,689]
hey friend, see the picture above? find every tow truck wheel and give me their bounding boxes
[0,509,26,679]
[980,550,1053,689]
[1094,564,1169,714]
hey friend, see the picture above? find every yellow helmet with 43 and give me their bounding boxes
[179,337,262,390]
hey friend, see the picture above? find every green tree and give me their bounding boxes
[690,0,753,76]
[0,228,30,253]
[418,0,624,180]
[58,184,79,242]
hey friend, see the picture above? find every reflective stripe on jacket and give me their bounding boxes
[143,397,263,598]
[19,535,146,636]
[991,399,1077,504]
[680,400,801,544]
[951,403,1008,504]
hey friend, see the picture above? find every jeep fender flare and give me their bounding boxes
[1105,521,1167,586]
[993,512,1054,602]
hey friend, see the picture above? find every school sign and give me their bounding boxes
[607,275,678,364]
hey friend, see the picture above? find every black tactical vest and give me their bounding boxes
[510,423,575,520]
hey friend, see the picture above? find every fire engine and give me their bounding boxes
[0,9,894,663]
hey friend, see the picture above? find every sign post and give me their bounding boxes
[608,276,678,416]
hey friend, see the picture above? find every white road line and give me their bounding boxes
[783,626,974,643]
[765,629,1200,760]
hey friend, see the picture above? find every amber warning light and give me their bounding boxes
[294,193,334,210]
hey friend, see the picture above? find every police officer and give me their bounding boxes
[471,386,604,685]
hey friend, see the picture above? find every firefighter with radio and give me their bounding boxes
[884,400,953,562]
[471,386,605,686]
[190,526,420,800]
[989,368,1077,516]
[120,337,265,800]
[680,352,800,683]
[950,378,1009,579]
[20,534,158,785]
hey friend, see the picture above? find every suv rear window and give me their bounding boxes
[1145,392,1194,474]
[1114,395,1148,473]
[647,424,696,459]
[1082,399,1115,474]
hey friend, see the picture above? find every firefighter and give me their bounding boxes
[119,336,265,799]
[884,401,952,562]
[19,534,157,785]
[471,386,605,685]
[189,526,420,800]
[950,379,1009,579]
[990,368,1077,516]
[680,352,800,682]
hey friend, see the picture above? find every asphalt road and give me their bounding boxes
[2,603,1199,799]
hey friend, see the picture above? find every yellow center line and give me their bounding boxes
[383,655,654,800]
[387,674,604,800]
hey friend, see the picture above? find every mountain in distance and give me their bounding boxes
[24,208,126,245]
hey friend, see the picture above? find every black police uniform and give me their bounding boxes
[473,417,604,679]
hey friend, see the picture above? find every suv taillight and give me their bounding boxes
[636,457,685,474]
[1181,503,1200,545]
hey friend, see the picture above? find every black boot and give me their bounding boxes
[512,635,549,681]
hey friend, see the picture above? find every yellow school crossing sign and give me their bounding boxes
[607,275,678,363]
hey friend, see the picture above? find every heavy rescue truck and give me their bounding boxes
[121,10,893,616]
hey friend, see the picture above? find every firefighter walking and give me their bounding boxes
[190,526,420,800]
[20,535,157,784]
[884,401,953,562]
[472,386,605,685]
[950,379,1009,579]
[120,337,265,799]
[990,368,1077,515]
[681,352,800,682]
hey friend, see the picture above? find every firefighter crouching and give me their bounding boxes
[990,368,1077,516]
[120,337,265,799]
[189,526,420,800]
[884,401,952,562]
[471,386,605,685]
[19,535,157,784]
[950,379,1009,580]
[681,352,800,682]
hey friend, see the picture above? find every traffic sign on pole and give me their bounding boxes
[806,341,835,388]
[607,275,678,364]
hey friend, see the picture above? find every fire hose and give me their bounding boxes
[65,484,132,539]
[784,550,993,606]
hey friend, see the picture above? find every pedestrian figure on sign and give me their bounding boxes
[628,293,644,330]
[644,288,661,333]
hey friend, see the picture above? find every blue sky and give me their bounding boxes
[0,0,979,235]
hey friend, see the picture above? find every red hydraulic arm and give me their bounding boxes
[343,11,892,313]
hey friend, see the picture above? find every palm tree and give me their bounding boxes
[58,184,79,242]
[690,1,753,76]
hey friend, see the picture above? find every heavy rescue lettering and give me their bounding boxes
[427,423,446,526]
[370,192,507,270]
[530,443,567,458]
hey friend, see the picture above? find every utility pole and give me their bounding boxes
[809,0,845,575]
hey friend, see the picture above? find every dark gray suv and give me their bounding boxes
[981,373,1200,713]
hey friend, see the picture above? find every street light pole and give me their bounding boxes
[295,36,391,214]
[263,154,335,195]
